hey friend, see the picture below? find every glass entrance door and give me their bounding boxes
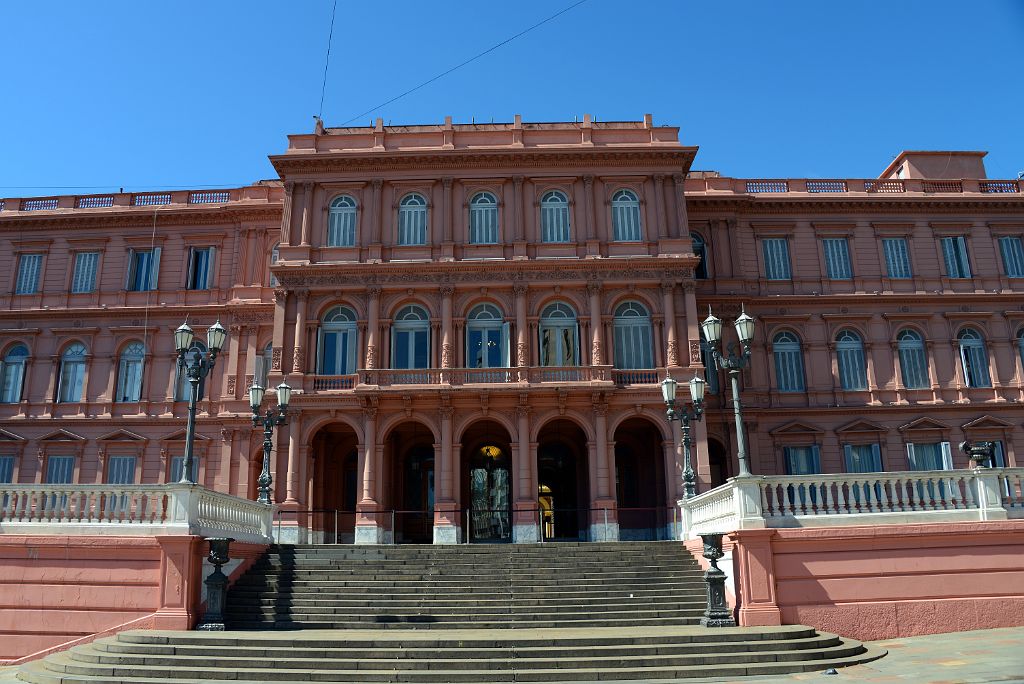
[469,445,511,542]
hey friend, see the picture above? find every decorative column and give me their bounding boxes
[662,282,679,368]
[512,176,525,241]
[653,174,667,239]
[513,403,538,543]
[281,181,294,245]
[370,179,383,246]
[284,412,302,507]
[291,290,308,375]
[365,286,381,370]
[433,401,458,544]
[271,290,287,375]
[299,182,313,247]
[355,404,380,544]
[440,285,454,370]
[587,281,604,366]
[582,175,596,241]
[670,173,687,239]
[683,281,701,368]
[592,399,617,541]
[442,177,454,243]
[514,283,529,369]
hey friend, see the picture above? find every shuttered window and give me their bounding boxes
[1,345,28,403]
[612,302,653,370]
[186,247,215,290]
[397,194,427,246]
[772,332,805,392]
[71,252,99,293]
[940,236,972,278]
[882,238,912,279]
[15,254,42,294]
[999,236,1024,278]
[835,330,867,390]
[897,329,929,389]
[126,248,161,291]
[45,456,75,484]
[328,196,357,247]
[957,328,991,388]
[611,190,642,242]
[0,455,14,483]
[540,191,571,243]
[822,238,852,280]
[116,342,145,402]
[106,456,137,485]
[58,343,87,403]
[843,444,882,472]
[762,239,791,280]
[784,446,820,475]
[469,192,499,244]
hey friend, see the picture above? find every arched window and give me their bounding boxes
[836,330,867,391]
[897,329,929,389]
[398,193,428,246]
[467,303,508,368]
[539,302,579,367]
[257,342,273,388]
[58,343,87,403]
[328,195,357,247]
[392,305,430,369]
[269,243,280,287]
[1,345,29,403]
[613,301,653,369]
[116,342,145,403]
[318,306,358,375]
[691,232,708,279]
[540,191,570,243]
[176,340,208,401]
[958,328,991,388]
[772,332,805,392]
[611,189,642,242]
[469,192,499,245]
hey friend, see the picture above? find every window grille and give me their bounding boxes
[806,180,847,193]
[188,191,229,204]
[132,193,171,206]
[22,198,58,211]
[76,196,114,208]
[746,181,788,193]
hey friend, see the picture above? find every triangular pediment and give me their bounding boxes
[769,421,824,436]
[0,428,26,441]
[39,428,86,442]
[160,429,211,442]
[961,415,1014,431]
[97,429,148,443]
[899,417,948,432]
[836,419,887,434]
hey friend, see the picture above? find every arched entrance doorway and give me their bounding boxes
[708,437,729,488]
[385,421,435,544]
[310,423,359,543]
[614,418,667,540]
[536,419,589,541]
[460,420,513,543]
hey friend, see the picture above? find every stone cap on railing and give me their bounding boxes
[0,484,273,544]
[683,177,1022,196]
[678,467,1024,539]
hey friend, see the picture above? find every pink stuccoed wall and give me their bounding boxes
[0,536,266,663]
[727,521,1024,641]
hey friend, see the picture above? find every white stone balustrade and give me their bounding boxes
[680,468,1024,539]
[0,484,273,544]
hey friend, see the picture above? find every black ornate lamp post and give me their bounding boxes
[249,381,291,505]
[174,321,227,485]
[699,532,736,627]
[662,374,706,499]
[196,537,234,631]
[701,306,756,477]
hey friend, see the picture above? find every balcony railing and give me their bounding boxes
[76,195,115,208]
[611,369,661,385]
[348,365,626,388]
[680,467,1024,539]
[689,177,1022,196]
[312,374,358,391]
[922,180,963,193]
[0,484,273,543]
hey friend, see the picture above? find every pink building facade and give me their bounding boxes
[1,118,1022,546]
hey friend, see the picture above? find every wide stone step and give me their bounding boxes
[230,596,705,609]
[228,586,705,601]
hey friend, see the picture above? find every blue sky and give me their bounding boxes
[2,1,1022,195]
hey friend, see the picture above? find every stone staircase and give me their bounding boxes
[17,542,884,682]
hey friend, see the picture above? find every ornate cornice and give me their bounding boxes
[0,205,282,232]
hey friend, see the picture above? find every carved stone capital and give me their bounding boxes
[587,281,602,296]
[439,285,455,298]
[441,177,453,189]
[274,289,287,303]
[583,174,594,188]
[371,178,383,190]
[512,283,528,297]
[367,286,382,299]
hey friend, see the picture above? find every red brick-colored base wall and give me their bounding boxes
[729,521,1024,641]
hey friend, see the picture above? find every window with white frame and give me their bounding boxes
[106,455,137,484]
[906,441,953,471]
[835,329,867,391]
[116,342,145,402]
[611,189,642,242]
[539,302,579,367]
[691,232,708,279]
[612,301,653,370]
[540,191,571,243]
[999,236,1024,278]
[58,343,87,403]
[822,238,852,280]
[783,445,820,474]
[186,247,215,290]
[126,248,161,291]
[328,195,357,247]
[940,236,972,278]
[176,340,207,401]
[318,306,358,375]
[762,238,791,280]
[391,305,430,369]
[1,345,28,403]
[269,243,280,287]
[71,252,99,293]
[882,238,912,279]
[469,192,499,244]
[843,443,882,472]
[897,329,929,389]
[397,193,428,246]
[957,328,991,388]
[255,343,273,389]
[772,332,805,392]
[15,254,42,295]
[169,455,199,483]
[45,455,75,483]
[467,304,509,369]
[0,455,15,483]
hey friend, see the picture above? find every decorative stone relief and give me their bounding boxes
[226,375,236,395]
[591,340,603,366]
[441,343,453,369]
[292,348,305,374]
[516,341,528,367]
[667,340,679,367]
[271,348,283,371]
[365,345,377,370]
[689,340,702,365]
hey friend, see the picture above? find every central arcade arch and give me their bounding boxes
[384,420,436,544]
[613,417,668,540]
[460,420,513,543]
[310,421,360,543]
[536,419,589,541]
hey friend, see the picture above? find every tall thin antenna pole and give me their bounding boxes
[318,0,339,121]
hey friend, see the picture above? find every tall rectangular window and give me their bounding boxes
[15,254,42,295]
[906,442,953,471]
[999,236,1024,278]
[882,238,912,279]
[169,456,199,483]
[45,455,75,484]
[106,455,137,485]
[822,238,852,279]
[762,238,791,280]
[940,236,972,278]
[843,444,882,472]
[186,247,215,290]
[71,252,99,293]
[783,446,821,475]
[126,248,161,291]
[0,455,14,483]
